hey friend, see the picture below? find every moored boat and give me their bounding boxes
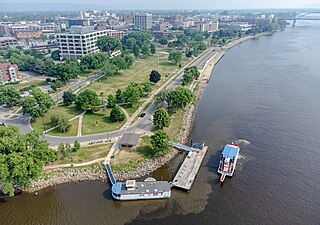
[217,143,240,182]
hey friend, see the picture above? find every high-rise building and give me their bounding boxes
[56,26,125,60]
[134,13,152,30]
[196,20,219,32]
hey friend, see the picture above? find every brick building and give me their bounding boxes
[15,30,42,39]
[0,63,19,85]
[0,37,18,49]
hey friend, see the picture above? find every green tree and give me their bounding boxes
[155,90,169,105]
[0,87,21,108]
[159,37,169,45]
[153,108,171,129]
[73,140,80,152]
[167,86,194,108]
[132,44,140,58]
[149,70,161,83]
[50,79,63,91]
[0,125,56,196]
[168,51,183,65]
[141,44,151,57]
[48,61,80,83]
[110,106,125,122]
[62,91,76,106]
[97,36,122,53]
[75,90,100,112]
[50,115,71,133]
[107,94,116,108]
[51,50,60,60]
[182,66,200,85]
[115,89,124,103]
[150,130,170,157]
[22,88,55,120]
[150,43,156,54]
[123,83,141,106]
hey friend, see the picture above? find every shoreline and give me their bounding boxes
[25,33,269,193]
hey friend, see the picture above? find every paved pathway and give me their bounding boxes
[77,111,86,137]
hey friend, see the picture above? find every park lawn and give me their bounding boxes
[59,143,113,164]
[82,109,126,135]
[9,80,47,91]
[31,105,83,133]
[82,52,191,100]
[46,118,79,137]
[164,108,185,140]
[121,102,144,117]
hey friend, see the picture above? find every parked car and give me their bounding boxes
[140,112,146,118]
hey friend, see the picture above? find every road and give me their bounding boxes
[2,48,216,146]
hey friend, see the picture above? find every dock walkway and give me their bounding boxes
[171,146,208,191]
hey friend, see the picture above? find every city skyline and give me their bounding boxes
[0,0,320,9]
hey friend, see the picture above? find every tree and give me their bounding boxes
[168,52,183,65]
[123,83,141,106]
[22,88,55,120]
[182,66,200,85]
[132,44,140,58]
[50,115,71,133]
[62,91,76,106]
[80,55,99,70]
[73,140,80,152]
[167,86,194,108]
[153,108,171,129]
[51,50,60,60]
[150,130,170,157]
[0,87,21,108]
[50,79,63,91]
[110,106,125,122]
[0,125,56,196]
[141,44,151,57]
[159,37,169,45]
[155,90,169,105]
[48,61,80,83]
[115,89,124,103]
[149,70,161,83]
[75,90,100,112]
[107,94,116,108]
[97,36,122,53]
[150,43,156,54]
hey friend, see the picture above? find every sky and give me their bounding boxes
[0,0,320,9]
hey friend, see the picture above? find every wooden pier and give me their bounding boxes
[171,146,208,191]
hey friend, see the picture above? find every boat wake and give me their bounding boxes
[235,139,251,146]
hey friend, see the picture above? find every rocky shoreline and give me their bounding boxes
[25,34,264,193]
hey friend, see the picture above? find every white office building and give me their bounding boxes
[56,26,125,60]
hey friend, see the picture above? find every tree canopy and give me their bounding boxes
[153,108,171,129]
[75,90,100,111]
[0,125,56,196]
[110,106,125,122]
[168,52,183,65]
[149,70,161,83]
[97,36,122,53]
[150,130,170,157]
[0,87,21,108]
[62,91,76,106]
[182,66,200,85]
[22,88,55,119]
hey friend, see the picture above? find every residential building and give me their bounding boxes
[0,37,18,48]
[0,62,19,85]
[56,26,125,60]
[67,19,90,27]
[134,13,152,30]
[15,30,42,39]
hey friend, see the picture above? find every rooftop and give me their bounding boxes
[0,37,17,41]
[222,144,239,159]
[119,133,140,146]
[112,180,171,195]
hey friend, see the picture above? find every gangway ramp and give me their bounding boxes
[104,161,116,186]
[169,141,199,152]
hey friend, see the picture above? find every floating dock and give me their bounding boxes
[171,146,208,191]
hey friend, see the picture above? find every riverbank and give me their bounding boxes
[25,33,268,193]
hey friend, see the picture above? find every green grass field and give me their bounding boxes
[82,109,126,135]
[82,52,191,99]
[31,105,83,133]
[46,118,79,137]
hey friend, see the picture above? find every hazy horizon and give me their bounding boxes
[0,0,320,10]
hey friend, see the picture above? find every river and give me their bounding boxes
[1,21,320,225]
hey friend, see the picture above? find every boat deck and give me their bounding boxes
[171,146,208,191]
